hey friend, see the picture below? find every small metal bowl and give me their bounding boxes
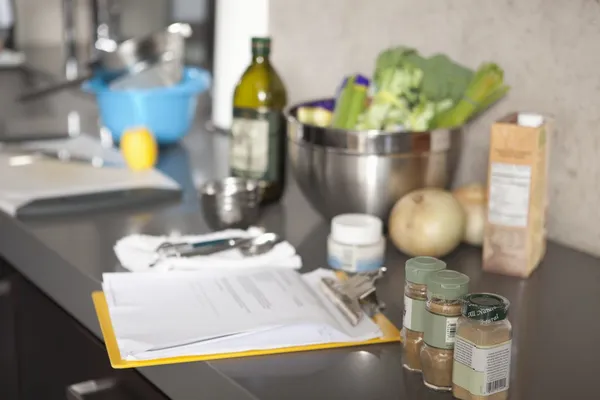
[200,177,261,230]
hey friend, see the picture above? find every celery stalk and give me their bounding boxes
[433,63,507,128]
[344,85,367,129]
[331,76,355,128]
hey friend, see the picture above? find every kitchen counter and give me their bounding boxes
[1,57,599,400]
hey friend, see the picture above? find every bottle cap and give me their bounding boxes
[330,213,383,246]
[251,37,271,56]
[461,293,510,323]
[405,257,446,284]
[517,113,543,128]
[427,270,470,300]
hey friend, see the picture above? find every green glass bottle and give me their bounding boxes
[230,37,288,204]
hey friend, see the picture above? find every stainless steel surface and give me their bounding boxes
[200,177,261,230]
[100,22,191,73]
[239,232,280,256]
[63,0,121,78]
[320,268,386,326]
[92,0,122,51]
[4,148,114,168]
[150,233,277,267]
[0,60,599,400]
[21,23,191,101]
[287,100,462,221]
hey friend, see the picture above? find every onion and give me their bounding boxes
[388,188,466,258]
[453,184,487,247]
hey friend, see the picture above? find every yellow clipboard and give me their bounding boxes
[92,289,401,369]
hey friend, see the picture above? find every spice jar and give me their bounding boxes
[452,293,512,400]
[327,214,385,273]
[402,256,446,372]
[420,270,469,391]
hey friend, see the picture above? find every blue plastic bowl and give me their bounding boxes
[83,67,211,145]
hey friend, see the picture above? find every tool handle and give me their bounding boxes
[180,238,250,257]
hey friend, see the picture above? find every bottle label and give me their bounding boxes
[327,240,383,273]
[402,295,426,332]
[453,337,512,396]
[423,311,458,349]
[230,107,284,182]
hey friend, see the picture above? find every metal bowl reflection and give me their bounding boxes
[200,177,260,230]
[286,99,463,222]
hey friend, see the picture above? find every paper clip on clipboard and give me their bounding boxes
[320,268,387,326]
[91,268,400,369]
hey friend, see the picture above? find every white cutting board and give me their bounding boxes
[0,140,179,216]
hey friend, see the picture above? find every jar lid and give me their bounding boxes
[330,214,383,246]
[426,270,470,300]
[461,293,510,323]
[405,256,446,284]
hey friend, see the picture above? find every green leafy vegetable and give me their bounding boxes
[361,47,508,131]
[432,63,509,128]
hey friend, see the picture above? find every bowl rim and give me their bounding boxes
[286,98,464,155]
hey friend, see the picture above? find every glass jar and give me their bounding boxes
[402,257,446,372]
[452,293,512,400]
[420,270,470,390]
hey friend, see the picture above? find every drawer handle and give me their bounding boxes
[66,378,119,400]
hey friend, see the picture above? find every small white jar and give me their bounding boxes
[327,214,386,273]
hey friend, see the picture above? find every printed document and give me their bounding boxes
[102,268,382,360]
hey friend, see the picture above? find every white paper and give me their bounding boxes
[102,268,382,360]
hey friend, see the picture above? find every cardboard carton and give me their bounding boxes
[483,113,550,278]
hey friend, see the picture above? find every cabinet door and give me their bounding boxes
[13,273,169,400]
[0,271,18,400]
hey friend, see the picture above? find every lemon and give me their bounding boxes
[120,127,158,171]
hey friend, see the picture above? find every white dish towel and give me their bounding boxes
[114,227,303,272]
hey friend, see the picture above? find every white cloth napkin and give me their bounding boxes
[114,227,303,272]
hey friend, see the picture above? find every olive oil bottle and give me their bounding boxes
[230,37,288,204]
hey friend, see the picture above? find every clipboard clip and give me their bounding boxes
[320,268,387,326]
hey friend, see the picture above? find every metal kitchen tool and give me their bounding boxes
[320,267,387,326]
[18,23,191,101]
[239,232,281,256]
[149,233,280,267]
[200,177,261,230]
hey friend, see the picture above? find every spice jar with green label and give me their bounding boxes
[402,257,446,372]
[452,293,512,400]
[420,270,470,391]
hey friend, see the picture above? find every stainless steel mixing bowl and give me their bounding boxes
[286,99,463,222]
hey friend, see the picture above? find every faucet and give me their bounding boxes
[62,0,122,79]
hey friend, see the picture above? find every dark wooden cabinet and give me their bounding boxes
[0,263,19,400]
[0,259,169,400]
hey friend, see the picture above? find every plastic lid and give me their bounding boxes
[405,256,446,284]
[461,293,510,323]
[330,214,383,246]
[427,270,470,300]
[517,113,543,128]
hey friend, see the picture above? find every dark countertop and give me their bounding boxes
[1,54,599,400]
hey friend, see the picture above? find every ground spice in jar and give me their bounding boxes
[420,270,469,391]
[402,257,446,372]
[452,293,512,400]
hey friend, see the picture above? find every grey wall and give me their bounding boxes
[270,0,600,257]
